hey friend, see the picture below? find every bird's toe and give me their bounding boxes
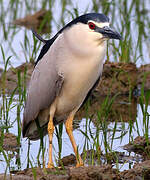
[47,162,54,168]
[76,162,84,168]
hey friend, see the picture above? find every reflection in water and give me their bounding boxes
[0,0,150,68]
[0,0,150,175]
[0,94,147,173]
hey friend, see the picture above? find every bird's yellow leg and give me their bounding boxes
[47,116,55,168]
[65,114,84,167]
[47,99,58,168]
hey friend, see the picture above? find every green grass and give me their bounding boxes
[139,72,150,142]
[0,0,150,175]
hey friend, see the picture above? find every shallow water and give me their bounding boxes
[0,0,150,175]
[0,95,149,173]
[0,0,150,69]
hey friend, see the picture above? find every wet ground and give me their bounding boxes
[1,60,150,179]
[1,6,150,180]
[0,95,150,179]
[1,134,150,180]
[1,61,150,95]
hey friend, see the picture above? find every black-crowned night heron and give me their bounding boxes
[22,13,121,168]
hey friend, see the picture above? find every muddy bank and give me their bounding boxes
[137,64,150,91]
[120,160,150,180]
[0,62,139,122]
[1,61,150,96]
[0,62,33,94]
[1,162,150,180]
[124,136,150,160]
[76,94,137,123]
[2,61,150,124]
[0,165,120,180]
[0,131,20,152]
[0,133,150,179]
[97,62,138,96]
[0,61,146,95]
[13,9,51,34]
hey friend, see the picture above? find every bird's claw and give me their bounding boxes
[76,162,84,167]
[47,162,54,168]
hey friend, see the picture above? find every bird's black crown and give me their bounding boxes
[61,13,109,32]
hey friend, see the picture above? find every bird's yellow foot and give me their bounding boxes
[47,162,54,168]
[76,162,84,167]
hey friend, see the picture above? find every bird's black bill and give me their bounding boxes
[96,26,122,40]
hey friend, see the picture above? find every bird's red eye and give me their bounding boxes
[88,22,96,30]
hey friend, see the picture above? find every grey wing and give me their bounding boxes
[22,58,64,138]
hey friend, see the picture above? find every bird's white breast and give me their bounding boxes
[47,31,106,116]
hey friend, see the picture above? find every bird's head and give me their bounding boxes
[62,13,121,56]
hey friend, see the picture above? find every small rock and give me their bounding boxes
[121,160,150,180]
[0,131,20,152]
[59,154,76,166]
[123,136,150,159]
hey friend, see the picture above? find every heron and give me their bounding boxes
[22,13,121,168]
